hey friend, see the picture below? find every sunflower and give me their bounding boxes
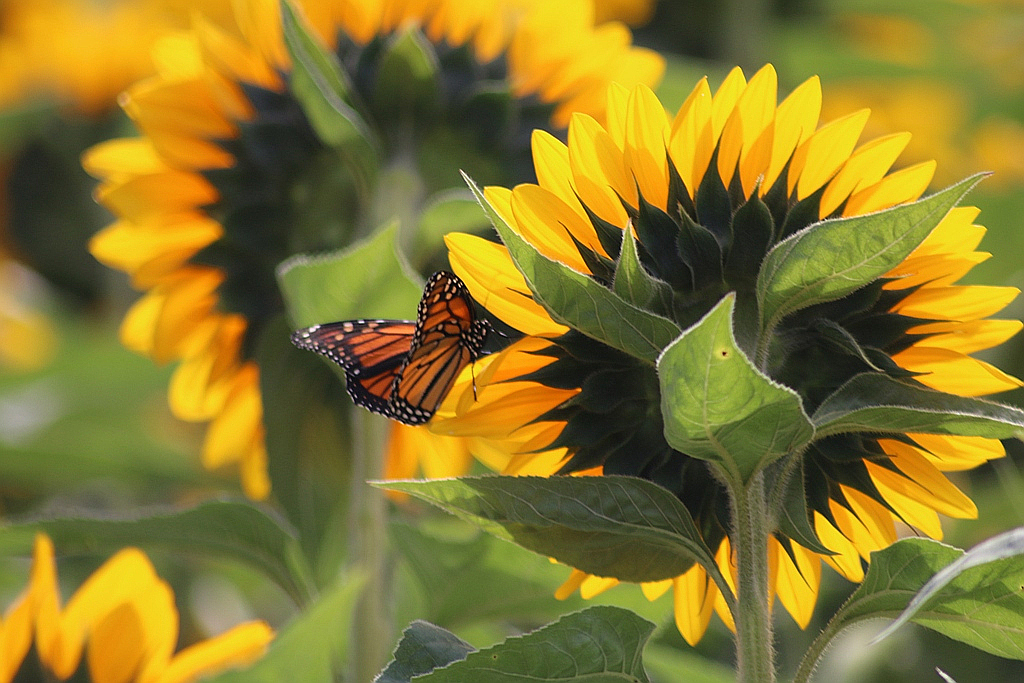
[433,64,1022,644]
[0,534,272,682]
[83,0,662,499]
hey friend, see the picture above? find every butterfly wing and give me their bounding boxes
[291,320,416,417]
[388,272,491,425]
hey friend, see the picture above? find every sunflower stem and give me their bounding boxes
[732,470,776,683]
[347,408,393,682]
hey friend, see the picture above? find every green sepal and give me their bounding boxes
[658,294,815,486]
[464,172,682,364]
[767,456,833,556]
[373,27,441,120]
[377,475,729,596]
[378,607,655,682]
[203,574,365,682]
[812,373,1024,439]
[614,224,661,308]
[280,0,379,183]
[0,500,316,606]
[277,221,422,327]
[756,174,985,337]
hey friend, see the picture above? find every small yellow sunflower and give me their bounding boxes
[83,0,662,499]
[0,534,272,682]
[433,64,1022,644]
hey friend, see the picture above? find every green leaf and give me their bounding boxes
[204,574,365,683]
[658,294,814,485]
[829,536,1024,660]
[378,475,728,595]
[875,528,1024,647]
[382,606,655,682]
[0,500,315,605]
[280,0,378,179]
[376,621,475,683]
[812,374,1024,439]
[756,174,984,336]
[464,172,681,364]
[277,222,422,327]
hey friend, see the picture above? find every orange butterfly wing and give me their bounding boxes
[290,271,490,425]
[290,319,416,417]
[389,272,491,425]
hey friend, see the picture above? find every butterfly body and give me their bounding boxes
[291,271,490,425]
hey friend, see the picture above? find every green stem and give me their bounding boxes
[347,408,393,682]
[732,471,776,683]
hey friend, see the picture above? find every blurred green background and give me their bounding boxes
[2,0,1023,681]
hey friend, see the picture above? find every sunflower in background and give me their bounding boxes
[431,65,1022,644]
[0,534,271,683]
[84,0,662,500]
[0,0,233,373]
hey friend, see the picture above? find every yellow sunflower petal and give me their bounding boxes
[510,184,596,273]
[842,160,936,216]
[87,604,147,683]
[153,621,273,683]
[710,67,746,141]
[814,511,864,582]
[909,433,1004,472]
[908,319,1022,355]
[640,578,672,601]
[623,84,669,209]
[871,444,978,520]
[789,108,870,200]
[668,76,713,197]
[820,132,912,217]
[554,569,588,600]
[894,284,1019,322]
[672,564,716,646]
[761,75,820,194]
[202,363,263,469]
[718,63,776,193]
[773,540,820,629]
[568,113,631,226]
[894,346,1024,396]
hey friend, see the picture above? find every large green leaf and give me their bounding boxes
[204,574,364,683]
[756,174,983,336]
[0,500,315,605]
[280,0,378,179]
[812,374,1024,439]
[464,173,681,364]
[826,535,1024,660]
[658,294,814,485]
[277,222,422,327]
[379,606,655,682]
[379,475,729,596]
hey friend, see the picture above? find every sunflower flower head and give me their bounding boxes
[440,64,1023,643]
[0,534,272,683]
[83,0,662,498]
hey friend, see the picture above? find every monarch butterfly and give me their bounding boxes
[290,271,491,425]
